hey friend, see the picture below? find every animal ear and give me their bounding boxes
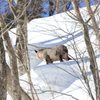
[34,50,37,53]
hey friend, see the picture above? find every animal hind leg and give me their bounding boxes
[45,55,53,64]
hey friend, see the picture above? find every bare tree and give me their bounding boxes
[6,0,39,100]
[84,0,100,51]
[0,12,22,100]
[49,0,55,16]
[0,13,7,100]
[14,0,29,76]
[15,1,39,99]
[0,0,100,100]
[6,63,31,100]
[0,5,32,100]
[71,0,100,100]
[49,0,71,16]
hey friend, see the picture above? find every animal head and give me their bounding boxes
[34,50,43,59]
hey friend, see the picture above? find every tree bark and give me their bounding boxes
[15,1,36,100]
[49,0,55,16]
[0,12,21,100]
[15,0,29,76]
[72,1,100,100]
[84,0,100,50]
[6,64,31,100]
[0,28,7,100]
[55,0,59,14]
[0,12,32,100]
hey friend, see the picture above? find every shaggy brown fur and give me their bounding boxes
[35,45,71,64]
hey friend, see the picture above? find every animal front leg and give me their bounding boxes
[63,53,70,61]
[57,55,63,62]
[45,55,53,64]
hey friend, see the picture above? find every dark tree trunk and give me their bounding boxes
[0,27,7,100]
[49,0,55,16]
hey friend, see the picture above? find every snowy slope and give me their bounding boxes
[47,79,94,100]
[7,5,100,100]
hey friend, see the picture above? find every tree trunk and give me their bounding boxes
[49,0,55,16]
[84,0,100,50]
[72,1,100,100]
[0,12,32,100]
[6,64,32,100]
[0,27,7,100]
[15,1,37,99]
[15,0,29,76]
[0,12,21,100]
[55,0,59,14]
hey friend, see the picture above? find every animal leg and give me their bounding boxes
[64,55,71,61]
[64,54,71,61]
[63,53,69,61]
[64,56,69,61]
[45,55,53,64]
[57,55,63,62]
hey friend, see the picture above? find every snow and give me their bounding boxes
[7,5,100,100]
[47,79,94,100]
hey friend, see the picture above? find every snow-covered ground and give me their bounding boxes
[7,5,100,100]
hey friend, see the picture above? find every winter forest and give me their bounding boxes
[0,0,100,100]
